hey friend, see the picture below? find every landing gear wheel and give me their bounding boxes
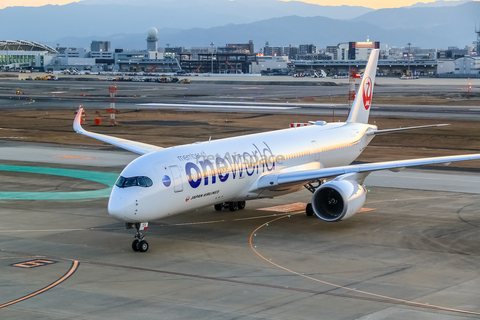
[138,240,149,252]
[132,239,139,251]
[132,222,148,252]
[238,201,246,210]
[229,202,238,211]
[306,203,314,217]
[214,203,223,211]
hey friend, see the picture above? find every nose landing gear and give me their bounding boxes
[129,222,149,252]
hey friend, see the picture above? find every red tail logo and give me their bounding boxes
[362,77,373,110]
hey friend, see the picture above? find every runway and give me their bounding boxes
[0,142,480,319]
[2,79,480,120]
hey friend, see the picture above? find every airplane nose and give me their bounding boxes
[108,187,133,221]
[108,195,128,220]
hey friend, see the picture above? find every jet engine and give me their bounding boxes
[311,180,366,222]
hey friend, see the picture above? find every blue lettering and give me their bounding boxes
[263,142,275,171]
[199,160,216,185]
[243,152,255,176]
[216,157,229,182]
[229,153,244,179]
[185,162,201,188]
[253,144,263,174]
[184,141,275,188]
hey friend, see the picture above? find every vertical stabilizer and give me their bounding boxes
[346,49,379,124]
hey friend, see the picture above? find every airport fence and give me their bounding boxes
[437,73,480,78]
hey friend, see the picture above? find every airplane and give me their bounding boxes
[73,49,480,253]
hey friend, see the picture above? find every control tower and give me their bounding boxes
[146,27,158,52]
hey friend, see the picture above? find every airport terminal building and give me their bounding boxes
[0,29,181,73]
[0,35,472,78]
[0,40,57,70]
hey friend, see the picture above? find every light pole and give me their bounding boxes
[210,42,214,73]
[407,42,412,76]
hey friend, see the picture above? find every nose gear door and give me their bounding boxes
[169,165,183,193]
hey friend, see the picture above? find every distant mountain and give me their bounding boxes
[49,29,183,50]
[79,0,373,20]
[405,0,473,8]
[2,0,478,51]
[352,1,480,29]
[45,15,446,50]
[0,0,373,42]
[351,2,480,48]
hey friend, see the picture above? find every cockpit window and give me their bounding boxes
[145,177,153,187]
[137,177,147,187]
[115,176,126,187]
[115,176,153,188]
[124,177,137,188]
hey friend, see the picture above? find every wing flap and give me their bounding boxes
[73,108,163,155]
[258,154,480,189]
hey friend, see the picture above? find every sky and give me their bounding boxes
[1,0,80,8]
[0,0,475,9]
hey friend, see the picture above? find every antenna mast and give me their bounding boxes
[475,23,480,55]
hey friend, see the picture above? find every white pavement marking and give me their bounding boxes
[193,100,345,107]
[136,103,300,110]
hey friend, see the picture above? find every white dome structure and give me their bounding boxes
[147,27,158,38]
[146,27,158,52]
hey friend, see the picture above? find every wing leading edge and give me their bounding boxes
[73,108,163,155]
[257,154,480,189]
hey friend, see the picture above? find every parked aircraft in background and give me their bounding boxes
[74,49,480,252]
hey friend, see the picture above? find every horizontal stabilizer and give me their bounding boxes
[367,124,449,136]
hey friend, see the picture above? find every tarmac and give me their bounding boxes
[0,75,480,319]
[1,141,480,319]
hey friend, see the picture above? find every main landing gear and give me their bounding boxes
[214,201,246,212]
[129,222,149,252]
[304,180,324,217]
[306,203,314,217]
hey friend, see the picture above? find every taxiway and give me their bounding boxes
[0,142,479,319]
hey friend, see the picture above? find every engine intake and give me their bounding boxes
[312,180,366,222]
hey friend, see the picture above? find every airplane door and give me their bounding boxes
[169,165,183,193]
[311,140,320,161]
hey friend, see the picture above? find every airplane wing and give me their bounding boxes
[257,154,480,189]
[73,108,163,155]
[367,124,449,136]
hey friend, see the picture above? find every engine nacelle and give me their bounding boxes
[312,180,366,222]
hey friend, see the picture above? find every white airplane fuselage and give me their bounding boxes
[108,121,377,223]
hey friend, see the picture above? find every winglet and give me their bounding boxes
[73,107,85,133]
